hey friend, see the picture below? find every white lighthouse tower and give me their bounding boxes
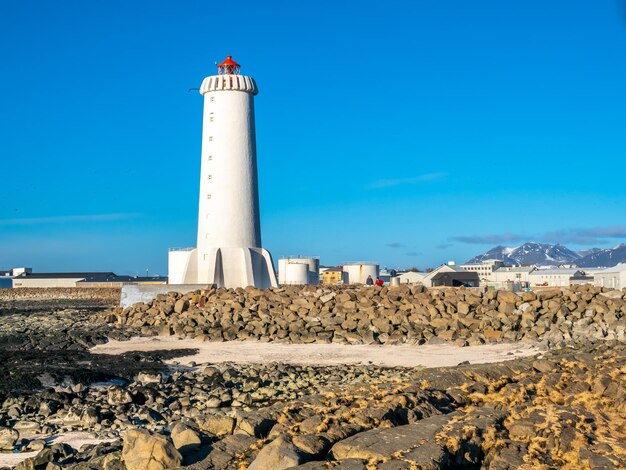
[168,56,278,289]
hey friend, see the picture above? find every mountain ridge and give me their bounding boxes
[467,242,626,267]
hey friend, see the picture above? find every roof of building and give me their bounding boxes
[461,259,504,266]
[397,271,427,277]
[439,264,468,273]
[14,272,117,281]
[494,266,535,273]
[597,263,626,273]
[529,268,581,276]
[423,264,477,279]
[0,270,11,277]
[321,268,343,273]
[79,275,168,283]
[14,272,167,283]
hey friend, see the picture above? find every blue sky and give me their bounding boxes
[1,0,625,274]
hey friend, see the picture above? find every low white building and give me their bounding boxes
[529,268,585,287]
[395,271,428,284]
[460,259,505,285]
[422,264,480,288]
[490,266,535,289]
[594,263,626,290]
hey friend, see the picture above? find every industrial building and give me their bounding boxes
[594,263,626,290]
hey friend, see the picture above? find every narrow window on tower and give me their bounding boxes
[209,113,214,122]
[207,174,212,180]
[207,194,211,199]
[208,155,213,161]
[210,96,214,102]
[209,136,213,142]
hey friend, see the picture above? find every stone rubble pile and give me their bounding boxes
[106,284,626,348]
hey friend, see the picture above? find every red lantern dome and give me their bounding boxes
[218,56,240,75]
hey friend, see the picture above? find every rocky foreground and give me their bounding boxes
[1,285,626,469]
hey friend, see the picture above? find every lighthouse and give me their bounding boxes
[168,56,278,289]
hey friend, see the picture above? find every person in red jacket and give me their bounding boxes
[375,277,384,287]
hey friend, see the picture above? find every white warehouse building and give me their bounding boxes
[594,264,626,290]
[529,268,586,287]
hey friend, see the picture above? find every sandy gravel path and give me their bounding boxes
[0,432,111,468]
[91,337,542,368]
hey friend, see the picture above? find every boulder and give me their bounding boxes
[330,413,456,465]
[122,428,183,470]
[170,421,202,452]
[0,426,19,451]
[248,434,303,470]
[108,386,133,405]
[197,414,236,437]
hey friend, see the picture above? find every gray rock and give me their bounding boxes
[0,426,19,451]
[248,434,303,470]
[122,428,183,470]
[330,413,457,465]
[197,414,235,437]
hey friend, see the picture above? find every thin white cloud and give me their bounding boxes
[368,172,447,189]
[450,226,626,246]
[0,213,140,226]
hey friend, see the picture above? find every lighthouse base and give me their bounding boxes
[168,246,278,289]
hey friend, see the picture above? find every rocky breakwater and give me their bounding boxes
[105,284,626,348]
[0,288,120,303]
[0,288,120,315]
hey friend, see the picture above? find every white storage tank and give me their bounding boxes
[278,257,320,285]
[284,263,309,285]
[343,263,379,285]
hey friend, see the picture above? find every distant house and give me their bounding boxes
[319,267,345,285]
[421,264,480,288]
[395,271,428,284]
[378,268,397,283]
[594,263,626,290]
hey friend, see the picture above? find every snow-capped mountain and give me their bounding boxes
[467,242,581,266]
[576,248,603,258]
[576,244,626,268]
[466,245,519,265]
